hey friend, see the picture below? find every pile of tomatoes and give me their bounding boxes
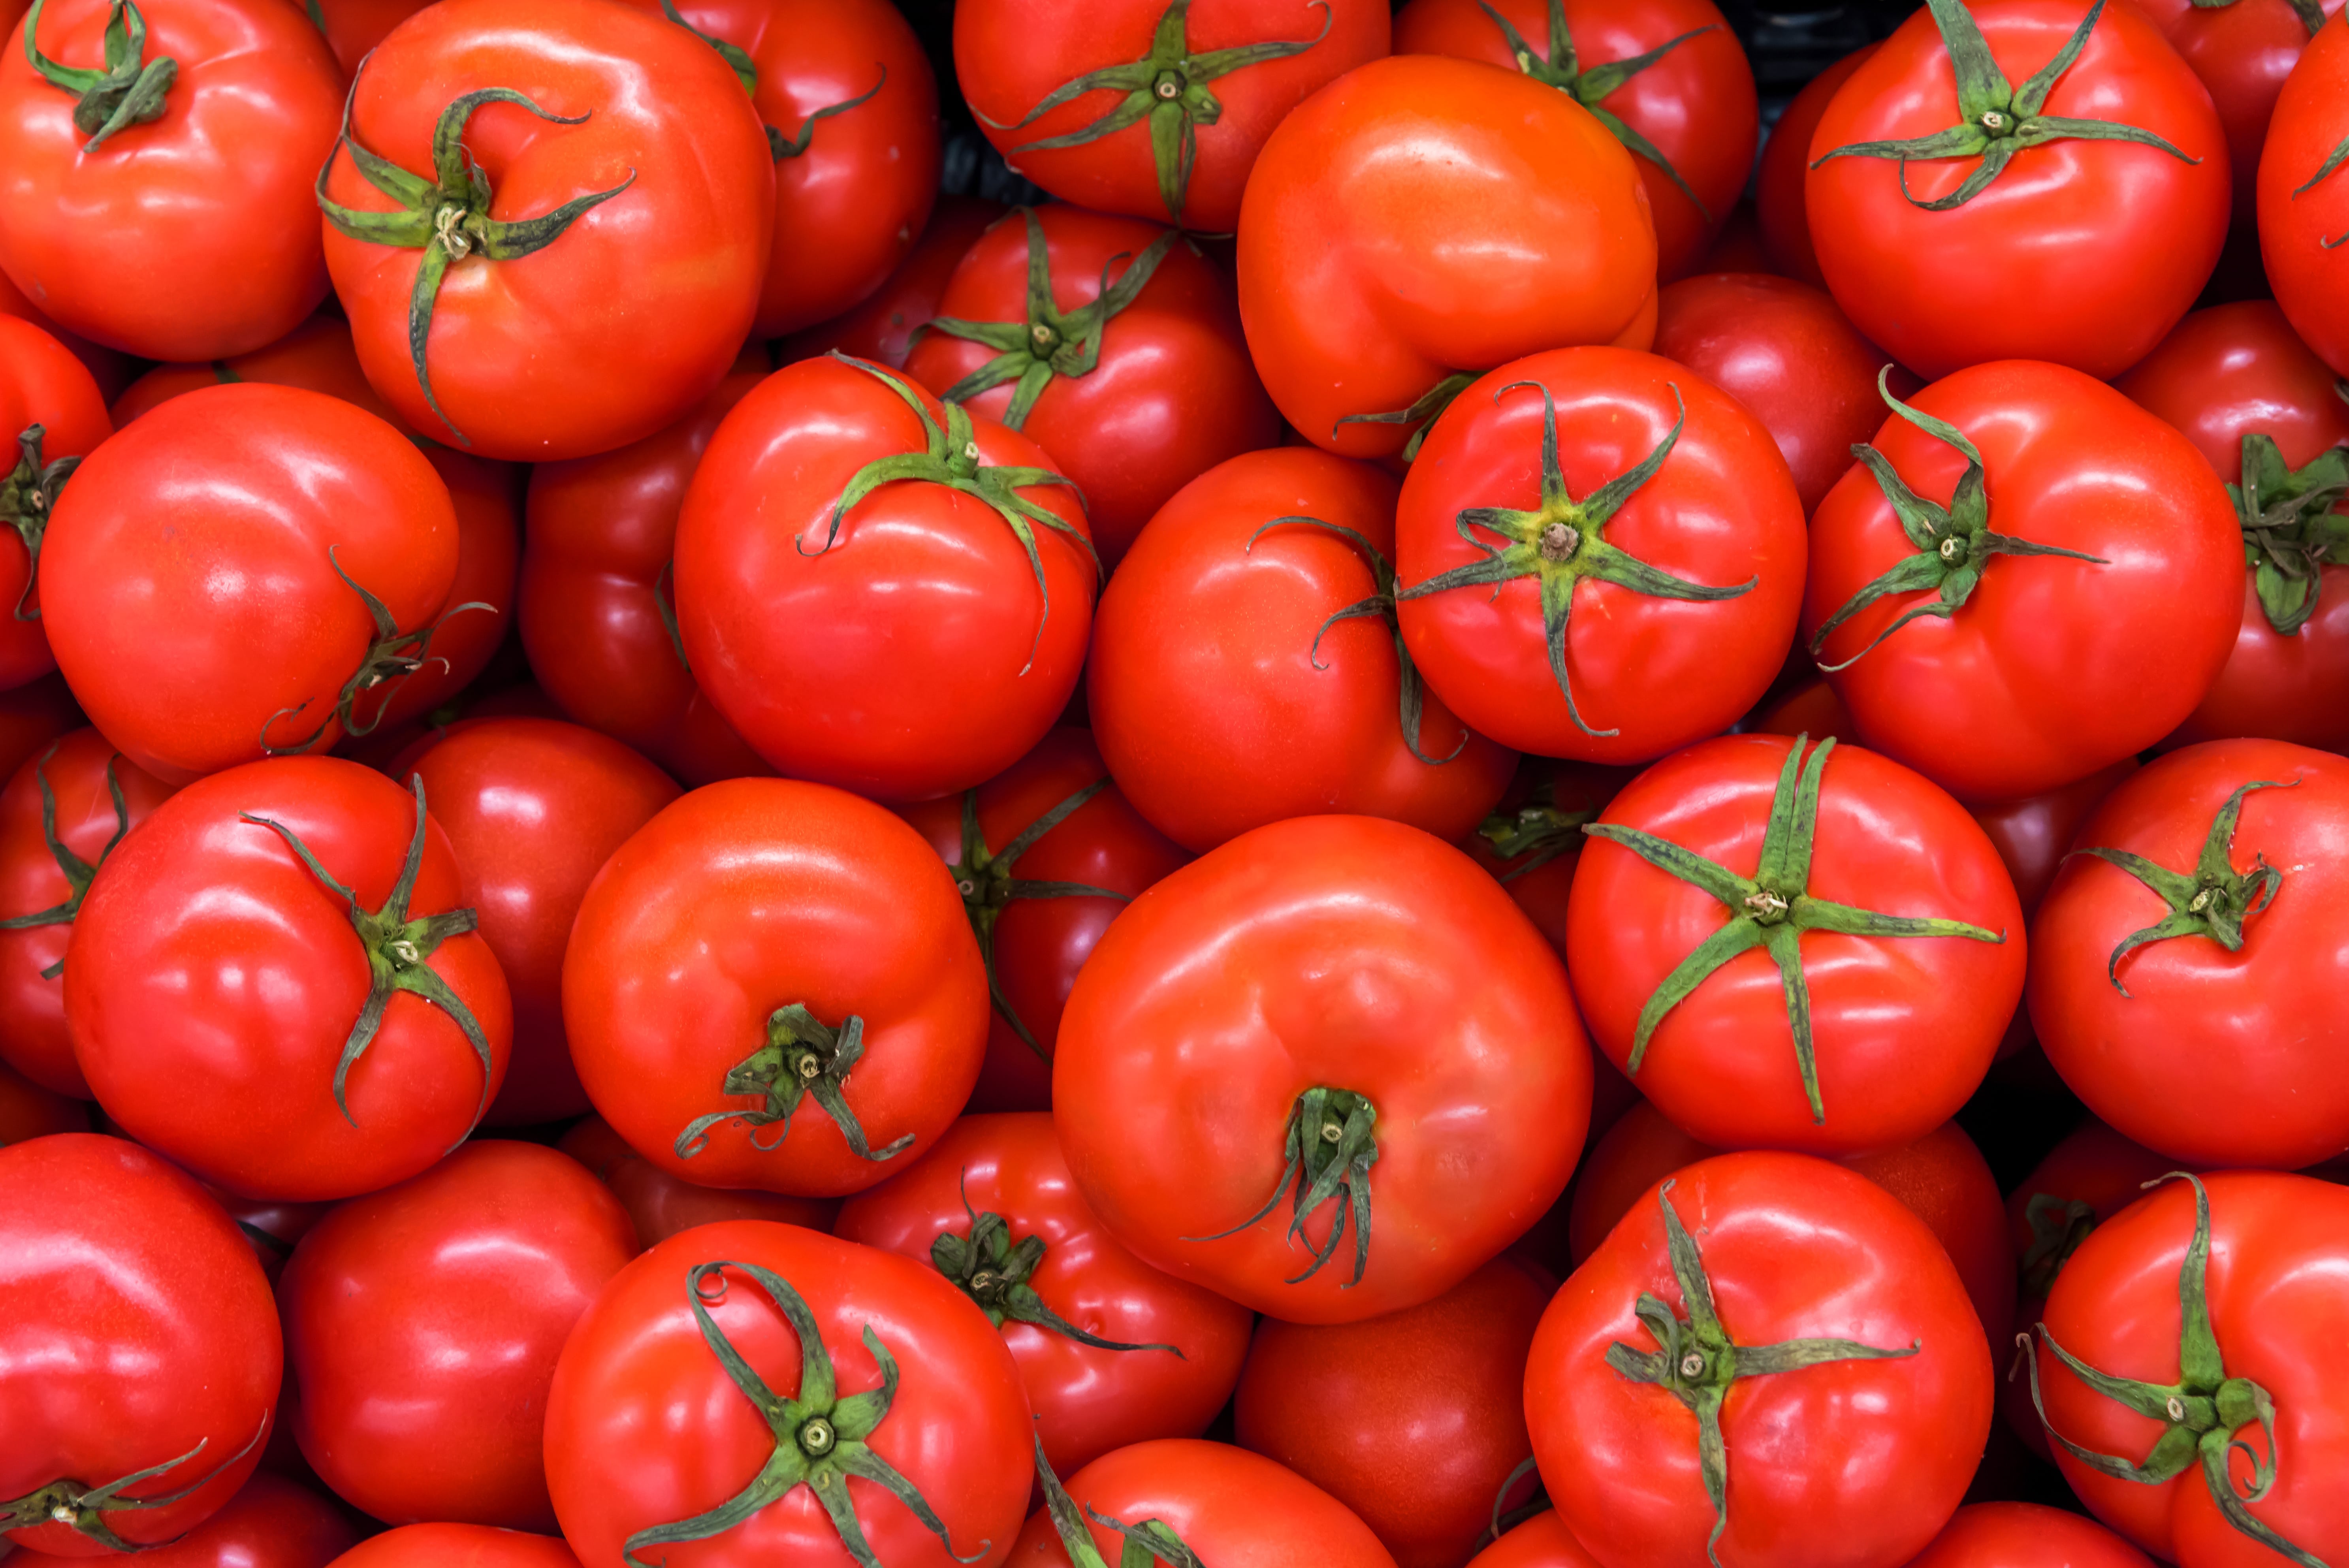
[7,0,2349,1564]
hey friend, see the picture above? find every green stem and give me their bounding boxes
[2,425,83,626]
[2069,778,2294,996]
[19,0,178,151]
[674,1003,913,1167]
[1331,371,1473,461]
[2228,434,2349,636]
[932,1174,1178,1353]
[258,548,492,756]
[1032,1435,1204,1568]
[0,743,133,980]
[1185,1086,1379,1286]
[1,1421,266,1553]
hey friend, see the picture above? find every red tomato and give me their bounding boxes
[320,1524,581,1568]
[1971,760,2138,920]
[1009,1440,1397,1568]
[0,267,139,401]
[401,719,678,1125]
[564,777,987,1198]
[319,0,774,460]
[1467,1513,1606,1568]
[1090,447,1512,853]
[1460,757,1637,958]
[2133,0,2343,226]
[6,1472,360,1568]
[109,314,402,430]
[0,1055,84,1146]
[69,756,512,1201]
[780,196,1003,369]
[1803,361,2242,802]
[0,0,340,361]
[0,670,80,783]
[836,1112,1253,1480]
[1393,0,1756,281]
[1236,54,1657,463]
[307,0,435,76]
[0,728,173,1098]
[546,1221,1031,1568]
[1755,44,1876,286]
[2,1133,281,1554]
[676,354,1095,802]
[1903,1502,2155,1568]
[557,1113,838,1246]
[0,314,111,691]
[1566,734,2024,1156]
[1745,674,1856,744]
[1396,346,1806,762]
[1528,1152,1992,1568]
[2262,15,2349,378]
[1807,0,2228,380]
[1056,814,1590,1323]
[957,0,1391,232]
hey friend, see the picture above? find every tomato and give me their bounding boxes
[0,671,81,783]
[1566,734,2023,1156]
[0,315,111,692]
[0,1055,83,1146]
[1746,674,1856,743]
[896,727,1189,1114]
[546,1220,1030,1568]
[279,1141,634,1529]
[1010,1440,1397,1568]
[0,728,173,1097]
[564,777,986,1198]
[306,0,434,76]
[6,1472,360,1568]
[2029,740,2349,1169]
[0,267,139,401]
[2006,1119,2185,1307]
[1395,346,1805,762]
[2133,0,2343,227]
[1090,447,1512,853]
[401,718,678,1125]
[1807,0,2229,381]
[0,0,340,361]
[110,314,397,429]
[836,1112,1253,1480]
[1234,1257,1547,1568]
[1903,1503,2155,1568]
[1236,54,1656,463]
[318,0,774,461]
[557,1113,838,1246]
[676,354,1095,802]
[2029,1172,2349,1567]
[320,1524,582,1568]
[1755,44,1876,287]
[956,0,1391,233]
[1971,760,2138,920]
[69,755,512,1201]
[1467,1513,1605,1568]
[1461,758,1636,958]
[2,1133,280,1554]
[1528,1152,1992,1568]
[780,196,1002,369]
[1803,361,2242,803]
[1056,813,1590,1323]
[2262,14,2349,379]
[1393,0,1756,282]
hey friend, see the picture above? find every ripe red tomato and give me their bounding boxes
[546,1221,1030,1568]
[306,0,434,75]
[0,671,81,785]
[1566,734,2024,1156]
[0,0,341,361]
[0,728,172,1098]
[1905,1503,2155,1568]
[2,1133,281,1555]
[1236,54,1657,463]
[110,314,402,429]
[1056,813,1590,1323]
[0,267,139,401]
[1755,44,1876,286]
[1971,760,2138,920]
[0,1055,83,1146]
[1807,0,2229,380]
[6,1471,360,1568]
[780,196,1002,369]
[69,756,512,1201]
[558,1113,838,1245]
[1393,0,1756,281]
[1010,1439,1397,1568]
[2133,0,2343,227]
[1459,758,1636,959]
[956,0,1391,232]
[1467,1513,1604,1568]
[835,1112,1253,1479]
[2262,15,2349,378]
[318,0,774,460]
[320,1524,582,1568]
[0,314,111,691]
[1528,1152,1992,1568]
[1746,674,1856,744]
[1395,346,1806,762]
[1089,447,1513,853]
[1803,361,2242,802]
[904,204,1280,566]
[564,777,987,1198]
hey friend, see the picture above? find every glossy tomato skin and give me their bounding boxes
[68,756,512,1201]
[547,1221,1030,1568]
[2133,0,2343,227]
[1466,1513,1606,1568]
[1056,814,1591,1323]
[1804,361,2242,802]
[2263,18,2349,378]
[1807,0,2227,381]
[1397,347,1806,761]
[1007,1440,1396,1568]
[1529,1152,1992,1568]
[110,315,404,430]
[0,315,111,689]
[1904,1503,2155,1568]
[7,1472,360,1568]
[1756,45,1876,286]
[402,719,679,1125]
[835,1113,1254,1479]
[0,729,173,1098]
[0,268,139,401]
[1971,760,2138,920]
[564,777,987,1197]
[1567,735,2025,1156]
[0,1057,84,1146]
[0,0,340,361]
[1,1133,282,1555]
[957,0,1391,233]
[309,0,435,75]
[779,196,1001,369]
[557,1114,838,1246]
[2029,740,2349,1169]
[320,1524,582,1568]
[678,356,1095,801]
[1393,0,1756,281]
[323,0,774,461]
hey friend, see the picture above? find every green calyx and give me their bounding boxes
[1032,1433,1204,1568]
[979,0,1332,228]
[2072,778,2294,997]
[921,209,1182,431]
[814,352,1098,674]
[654,0,884,161]
[1478,777,1598,882]
[2018,1191,2100,1300]
[314,73,636,445]
[1333,371,1473,461]
[1485,1456,1551,1543]
[3,425,81,626]
[0,743,132,979]
[260,548,492,756]
[673,1004,913,1167]
[1608,1179,1920,1568]
[1810,0,2196,209]
[2230,434,2349,636]
[1396,378,1755,738]
[1250,514,1463,767]
[21,0,177,152]
[1188,1085,1379,1287]
[1808,369,2108,670]
[2,1425,265,1552]
[1584,734,2003,1123]
[2027,1173,2326,1568]
[623,1261,985,1568]
[932,1174,1178,1354]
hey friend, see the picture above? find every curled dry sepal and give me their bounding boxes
[931,1172,1180,1354]
[20,0,178,152]
[0,1421,267,1553]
